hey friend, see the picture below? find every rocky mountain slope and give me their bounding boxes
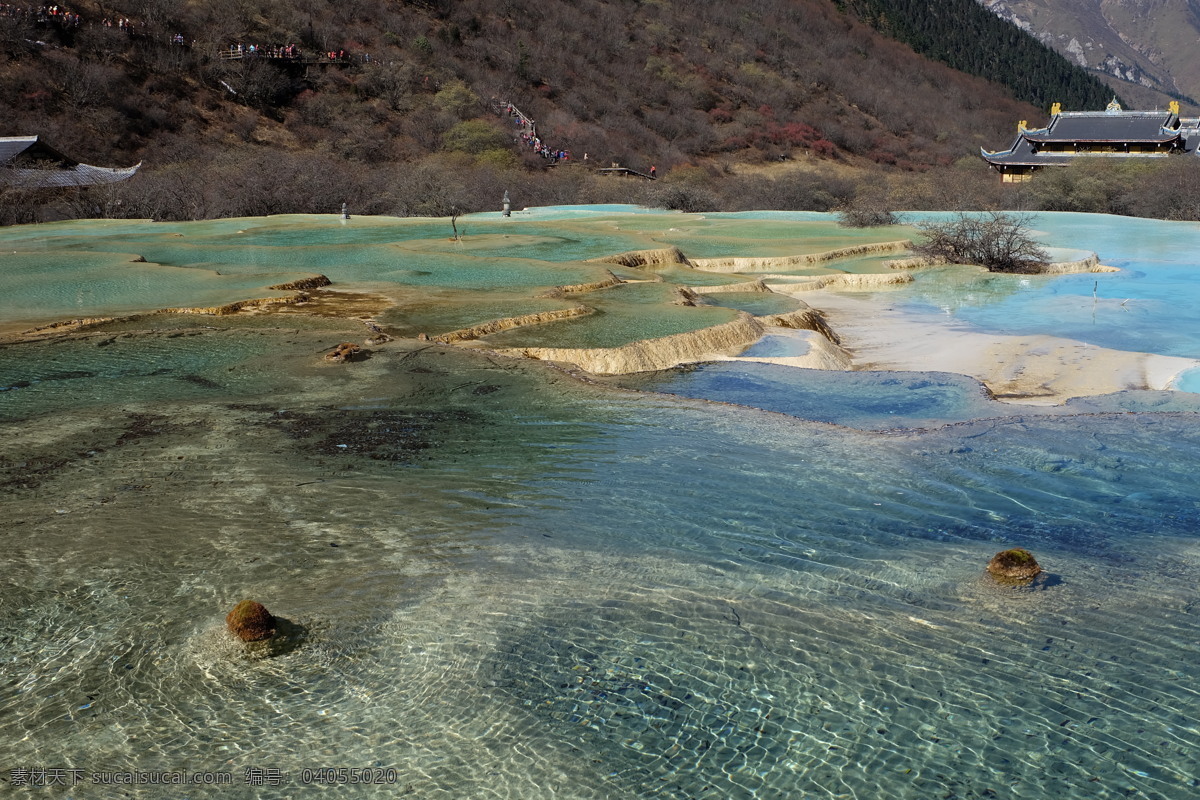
[0,0,1127,220]
[979,0,1200,110]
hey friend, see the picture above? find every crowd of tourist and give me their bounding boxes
[0,3,366,58]
[1,3,82,28]
[0,3,149,34]
[101,16,139,32]
[221,43,367,62]
[226,42,304,59]
[500,102,572,164]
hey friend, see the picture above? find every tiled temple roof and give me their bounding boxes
[1,136,140,188]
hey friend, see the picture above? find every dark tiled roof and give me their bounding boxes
[981,110,1191,168]
[3,163,142,188]
[981,135,1074,167]
[0,136,139,188]
[1024,111,1180,143]
[0,136,41,164]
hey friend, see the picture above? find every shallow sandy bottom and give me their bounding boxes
[785,290,1200,405]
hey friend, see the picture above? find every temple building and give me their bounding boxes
[1,136,140,189]
[981,100,1200,182]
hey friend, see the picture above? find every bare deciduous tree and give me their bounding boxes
[837,193,898,227]
[913,211,1048,273]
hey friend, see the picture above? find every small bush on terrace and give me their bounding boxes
[913,211,1048,273]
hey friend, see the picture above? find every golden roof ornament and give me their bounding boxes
[1169,100,1180,115]
[1050,102,1061,115]
[1106,98,1122,112]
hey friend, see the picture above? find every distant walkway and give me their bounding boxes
[1,3,138,33]
[596,165,656,180]
[217,43,370,64]
[0,2,368,63]
[495,100,573,164]
[494,99,656,177]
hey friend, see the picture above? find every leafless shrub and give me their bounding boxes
[837,195,897,227]
[913,211,1048,273]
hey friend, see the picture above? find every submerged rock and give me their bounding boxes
[987,548,1042,584]
[226,600,276,642]
[324,342,362,362]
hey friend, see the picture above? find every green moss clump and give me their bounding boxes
[986,548,1042,583]
[226,600,277,642]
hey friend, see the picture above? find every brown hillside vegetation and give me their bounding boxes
[0,0,1096,220]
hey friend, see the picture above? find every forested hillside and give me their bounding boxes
[0,0,1122,220]
[978,0,1200,110]
[839,0,1116,110]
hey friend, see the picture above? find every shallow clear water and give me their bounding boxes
[482,282,739,349]
[2,210,1200,799]
[892,213,1200,359]
[699,292,804,317]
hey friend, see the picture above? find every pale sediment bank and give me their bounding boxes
[715,333,853,371]
[538,271,623,297]
[1040,253,1119,274]
[690,280,770,294]
[482,296,847,375]
[490,313,766,374]
[267,274,334,291]
[884,255,944,270]
[759,306,842,345]
[880,254,1114,275]
[160,295,305,316]
[433,306,593,343]
[11,296,308,337]
[769,272,916,292]
[9,286,393,343]
[800,291,1199,404]
[17,316,119,339]
[689,241,912,273]
[588,247,692,269]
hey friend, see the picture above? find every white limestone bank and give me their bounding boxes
[774,272,916,292]
[801,291,1199,404]
[689,241,912,272]
[492,313,765,374]
[588,247,693,269]
[884,252,1115,275]
[484,297,847,375]
[448,241,1125,387]
[538,271,624,297]
[690,280,771,294]
[1040,253,1119,275]
[433,306,593,343]
[885,255,944,270]
[759,306,842,345]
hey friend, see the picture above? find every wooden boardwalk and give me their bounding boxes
[595,166,656,180]
[494,99,656,177]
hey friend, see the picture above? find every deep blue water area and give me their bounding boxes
[610,361,1005,429]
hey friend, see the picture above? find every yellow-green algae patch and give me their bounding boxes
[392,233,576,254]
[645,218,920,259]
[0,212,927,367]
[641,266,754,287]
[377,289,581,339]
[0,250,296,331]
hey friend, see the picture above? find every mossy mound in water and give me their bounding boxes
[324,342,362,363]
[987,548,1042,583]
[226,600,276,642]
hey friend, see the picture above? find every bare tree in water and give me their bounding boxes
[913,211,1048,273]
